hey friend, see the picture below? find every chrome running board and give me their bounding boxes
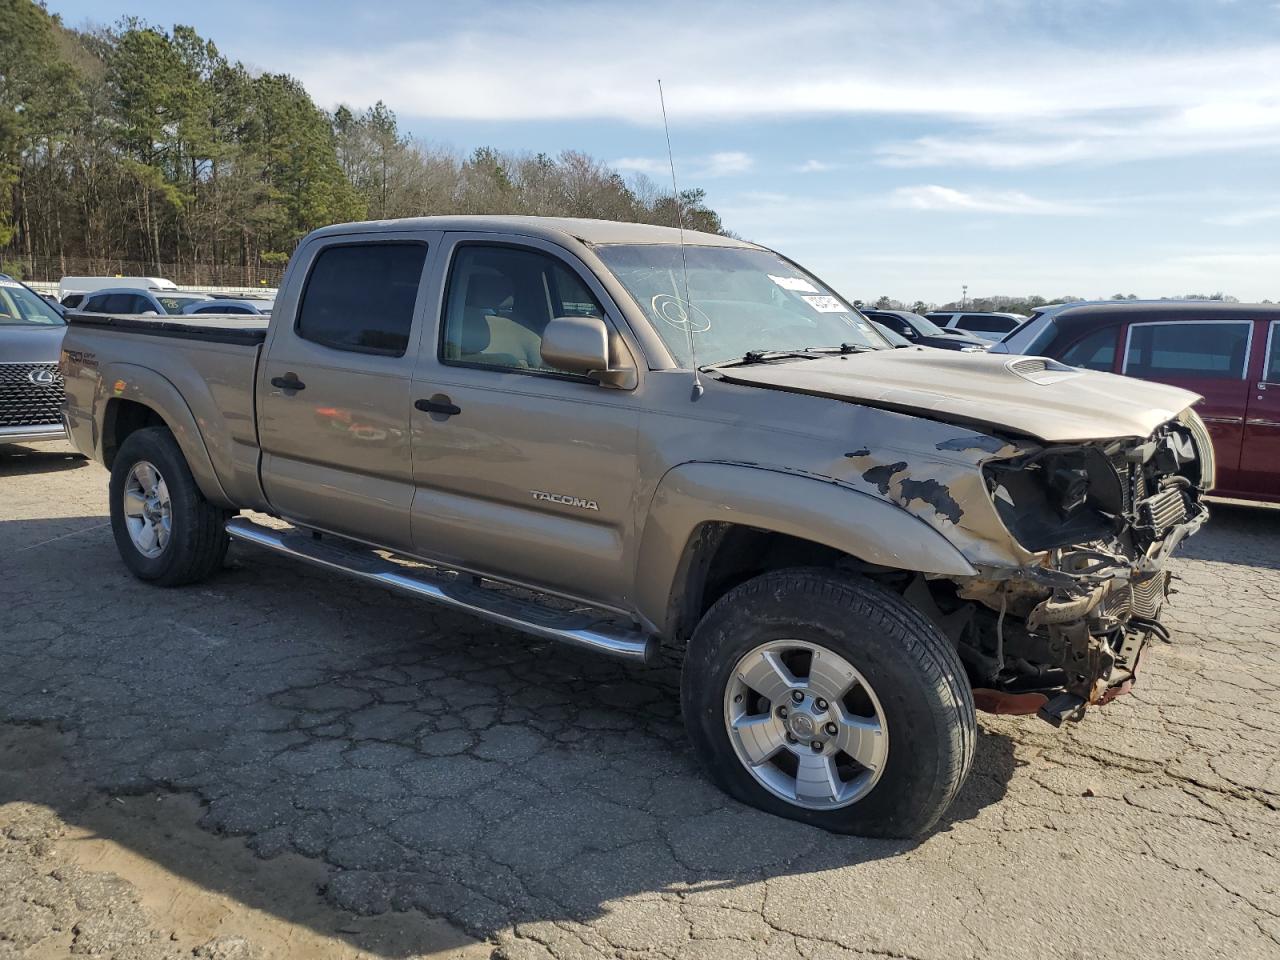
[225,516,656,663]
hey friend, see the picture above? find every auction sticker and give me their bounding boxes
[769,274,818,293]
[802,295,848,313]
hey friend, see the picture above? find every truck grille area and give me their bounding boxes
[0,362,64,428]
[1138,487,1189,534]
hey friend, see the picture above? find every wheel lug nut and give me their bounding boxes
[785,733,797,744]
[791,691,804,704]
[810,741,822,752]
[825,723,838,736]
[778,706,788,719]
[815,698,828,711]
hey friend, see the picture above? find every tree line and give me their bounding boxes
[0,0,723,284]
[865,291,1254,315]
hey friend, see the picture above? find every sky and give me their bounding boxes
[45,0,1280,304]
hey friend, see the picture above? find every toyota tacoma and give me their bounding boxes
[59,216,1210,837]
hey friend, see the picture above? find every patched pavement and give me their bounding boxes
[2,441,1278,959]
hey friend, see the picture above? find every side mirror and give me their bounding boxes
[540,315,635,388]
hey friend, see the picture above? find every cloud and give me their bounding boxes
[888,185,1099,216]
[1207,204,1280,227]
[271,1,1280,157]
[702,151,754,176]
[609,151,754,179]
[793,160,841,173]
[610,156,667,175]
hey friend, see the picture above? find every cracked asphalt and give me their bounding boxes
[2,440,1278,959]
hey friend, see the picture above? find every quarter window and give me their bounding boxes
[1059,327,1117,372]
[1125,321,1251,379]
[442,245,604,373]
[297,243,427,356]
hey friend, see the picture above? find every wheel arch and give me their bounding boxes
[634,461,977,646]
[100,365,232,508]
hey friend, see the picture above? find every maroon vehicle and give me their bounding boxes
[998,301,1280,503]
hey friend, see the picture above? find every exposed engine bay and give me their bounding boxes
[929,413,1211,725]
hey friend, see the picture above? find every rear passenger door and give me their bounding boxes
[409,234,642,609]
[1122,319,1253,489]
[1239,320,1280,497]
[257,231,440,550]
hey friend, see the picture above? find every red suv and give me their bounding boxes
[998,301,1280,504]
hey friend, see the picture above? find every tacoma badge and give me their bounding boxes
[530,490,599,511]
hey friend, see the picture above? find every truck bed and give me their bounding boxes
[66,311,268,346]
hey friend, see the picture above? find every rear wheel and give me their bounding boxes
[681,568,975,837]
[109,426,230,586]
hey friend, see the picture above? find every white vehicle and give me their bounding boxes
[58,276,178,308]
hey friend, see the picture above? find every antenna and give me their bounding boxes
[658,78,703,399]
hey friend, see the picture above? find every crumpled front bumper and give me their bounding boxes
[970,501,1208,725]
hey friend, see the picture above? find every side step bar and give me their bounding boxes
[226,516,656,663]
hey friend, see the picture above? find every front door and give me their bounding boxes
[1240,320,1280,498]
[1122,318,1254,492]
[409,234,643,609]
[257,232,438,550]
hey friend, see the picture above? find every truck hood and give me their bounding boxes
[714,349,1201,443]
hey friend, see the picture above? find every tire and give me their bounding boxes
[108,426,230,586]
[681,567,975,838]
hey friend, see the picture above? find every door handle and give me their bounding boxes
[415,396,461,417]
[271,373,305,391]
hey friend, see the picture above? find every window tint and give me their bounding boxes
[870,313,915,337]
[1264,322,1279,382]
[442,245,604,373]
[956,314,1019,333]
[194,304,250,314]
[1125,321,1251,379]
[1059,327,1117,372]
[297,243,427,355]
[81,295,107,312]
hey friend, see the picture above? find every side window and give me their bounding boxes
[442,245,604,373]
[880,315,914,337]
[297,243,427,356]
[80,295,105,312]
[130,295,157,313]
[1125,321,1251,379]
[102,294,137,313]
[1265,323,1279,383]
[957,314,1017,333]
[1059,327,1117,372]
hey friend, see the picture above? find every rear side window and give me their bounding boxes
[1059,327,1117,372]
[956,314,1019,333]
[297,243,427,356]
[1125,321,1251,379]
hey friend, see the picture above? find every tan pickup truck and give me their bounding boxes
[60,216,1211,837]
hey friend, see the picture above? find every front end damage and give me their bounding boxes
[934,411,1212,725]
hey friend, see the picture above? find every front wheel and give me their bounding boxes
[108,426,230,586]
[681,568,975,838]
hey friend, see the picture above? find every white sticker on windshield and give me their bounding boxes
[768,274,818,293]
[0,281,21,288]
[802,295,848,313]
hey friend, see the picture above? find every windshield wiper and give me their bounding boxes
[703,344,881,369]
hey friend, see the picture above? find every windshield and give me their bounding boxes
[594,244,887,366]
[899,312,947,337]
[157,295,208,315]
[0,280,65,326]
